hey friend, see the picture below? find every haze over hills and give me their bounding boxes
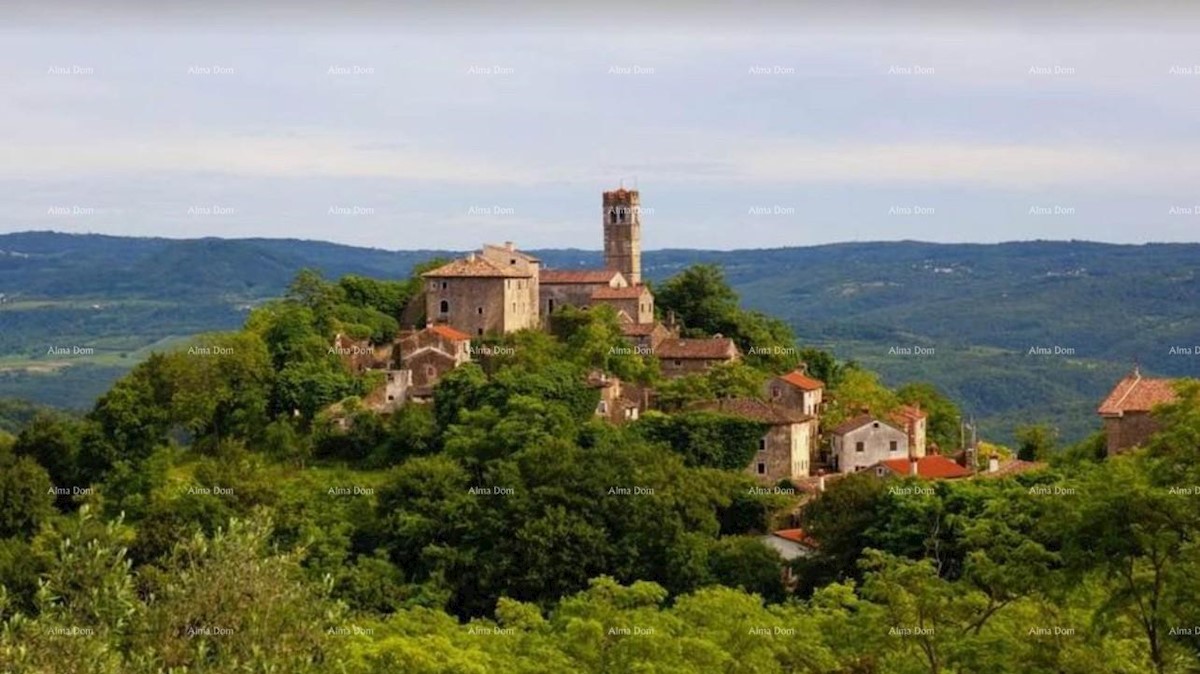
[2,231,1198,445]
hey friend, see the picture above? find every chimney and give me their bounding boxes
[797,362,807,375]
[909,458,919,476]
[988,456,1000,473]
[467,252,477,262]
[505,241,515,251]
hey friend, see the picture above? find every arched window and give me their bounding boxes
[610,210,617,224]
[439,300,449,314]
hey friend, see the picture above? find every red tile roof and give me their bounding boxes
[591,286,650,300]
[657,337,738,360]
[620,322,662,337]
[1098,370,1177,416]
[778,370,824,391]
[427,325,470,342]
[893,404,927,421]
[540,269,623,284]
[875,456,971,480]
[979,459,1048,478]
[482,243,540,263]
[690,397,814,425]
[423,255,532,278]
[772,529,818,548]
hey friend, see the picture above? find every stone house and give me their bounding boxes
[889,404,928,458]
[830,414,909,473]
[619,321,676,354]
[656,337,741,378]
[423,242,540,336]
[586,371,644,424]
[693,397,816,483]
[397,324,472,396]
[590,285,655,325]
[766,368,825,416]
[539,269,627,316]
[761,529,818,589]
[329,333,392,373]
[1098,367,1179,455]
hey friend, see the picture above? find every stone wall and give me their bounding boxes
[833,421,908,473]
[1105,412,1161,455]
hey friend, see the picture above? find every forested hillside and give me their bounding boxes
[2,263,1199,673]
[2,232,1199,443]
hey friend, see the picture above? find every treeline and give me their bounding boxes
[3,264,1197,672]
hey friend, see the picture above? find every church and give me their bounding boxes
[424,187,662,337]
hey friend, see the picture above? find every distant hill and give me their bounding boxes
[2,231,1198,444]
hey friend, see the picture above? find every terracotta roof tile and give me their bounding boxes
[876,456,971,480]
[423,255,532,278]
[1098,371,1177,416]
[979,459,1048,478]
[656,337,738,360]
[620,322,661,336]
[540,269,623,284]
[427,325,471,342]
[893,404,927,420]
[772,529,818,548]
[591,286,650,300]
[690,397,814,425]
[778,370,824,391]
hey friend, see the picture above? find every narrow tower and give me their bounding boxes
[602,187,642,285]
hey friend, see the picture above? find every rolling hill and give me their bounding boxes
[2,231,1197,445]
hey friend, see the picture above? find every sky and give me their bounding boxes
[2,2,1200,251]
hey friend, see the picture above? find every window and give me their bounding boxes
[477,307,484,315]
[477,328,484,336]
[439,300,449,314]
[512,302,516,312]
[855,441,865,453]
[876,467,886,477]
[673,359,682,367]
[441,281,448,290]
[598,401,608,414]
[425,365,436,379]
[756,462,766,475]
[548,299,555,313]
[758,438,767,452]
[889,440,898,452]
[610,210,617,224]
[771,386,781,399]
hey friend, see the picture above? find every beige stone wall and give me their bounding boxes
[425,277,510,336]
[746,422,812,483]
[540,283,600,315]
[765,381,822,416]
[405,350,458,389]
[833,422,908,473]
[660,357,723,379]
[1105,413,1161,455]
[501,277,539,332]
[910,418,927,458]
[603,191,642,285]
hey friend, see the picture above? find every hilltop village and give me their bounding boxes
[328,187,1182,496]
[326,185,1180,496]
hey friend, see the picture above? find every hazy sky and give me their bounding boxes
[2,3,1200,250]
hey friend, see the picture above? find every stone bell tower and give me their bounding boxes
[602,187,642,285]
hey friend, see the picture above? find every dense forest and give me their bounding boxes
[3,232,1200,443]
[2,260,1199,673]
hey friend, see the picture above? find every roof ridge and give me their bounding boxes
[1112,370,1142,410]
